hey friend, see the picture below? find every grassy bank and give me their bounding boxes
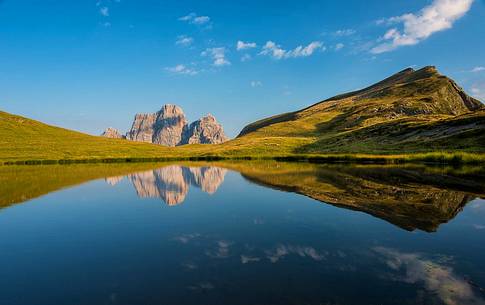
[2,151,485,166]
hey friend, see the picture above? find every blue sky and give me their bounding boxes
[0,0,484,137]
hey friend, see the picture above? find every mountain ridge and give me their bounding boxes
[238,66,483,137]
[236,66,484,154]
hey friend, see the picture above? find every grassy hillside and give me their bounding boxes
[238,66,485,154]
[1,66,484,164]
[0,110,181,162]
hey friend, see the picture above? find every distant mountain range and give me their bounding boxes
[101,104,228,146]
[1,65,483,164]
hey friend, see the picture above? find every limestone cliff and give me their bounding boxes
[182,114,228,144]
[101,127,124,139]
[111,104,229,147]
[126,104,188,146]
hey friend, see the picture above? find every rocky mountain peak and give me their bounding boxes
[101,127,124,139]
[108,104,228,146]
[182,113,229,145]
[157,104,185,118]
[202,113,216,121]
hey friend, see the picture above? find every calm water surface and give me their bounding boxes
[0,162,484,305]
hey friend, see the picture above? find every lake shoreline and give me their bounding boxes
[2,151,485,166]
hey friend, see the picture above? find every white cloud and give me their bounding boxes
[178,13,211,25]
[178,13,195,21]
[165,64,199,76]
[375,18,387,25]
[260,41,324,59]
[286,41,325,57]
[334,29,356,36]
[237,40,257,50]
[335,43,344,51]
[175,35,193,47]
[471,66,485,72]
[260,41,286,59]
[250,81,263,87]
[193,16,210,25]
[371,0,474,54]
[241,54,252,62]
[201,47,230,66]
[471,84,485,101]
[99,6,109,17]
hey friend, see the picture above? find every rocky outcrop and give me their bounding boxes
[107,104,229,147]
[101,127,124,139]
[182,114,228,144]
[126,104,188,146]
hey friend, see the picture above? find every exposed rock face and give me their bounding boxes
[101,127,124,139]
[122,104,228,147]
[182,114,229,144]
[126,104,188,146]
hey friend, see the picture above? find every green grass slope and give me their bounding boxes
[0,110,177,162]
[237,66,485,154]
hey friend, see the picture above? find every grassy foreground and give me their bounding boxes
[1,110,485,165]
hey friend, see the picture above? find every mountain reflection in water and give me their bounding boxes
[1,162,484,232]
[101,163,485,232]
[106,166,227,205]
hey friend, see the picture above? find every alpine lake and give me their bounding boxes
[0,161,484,305]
